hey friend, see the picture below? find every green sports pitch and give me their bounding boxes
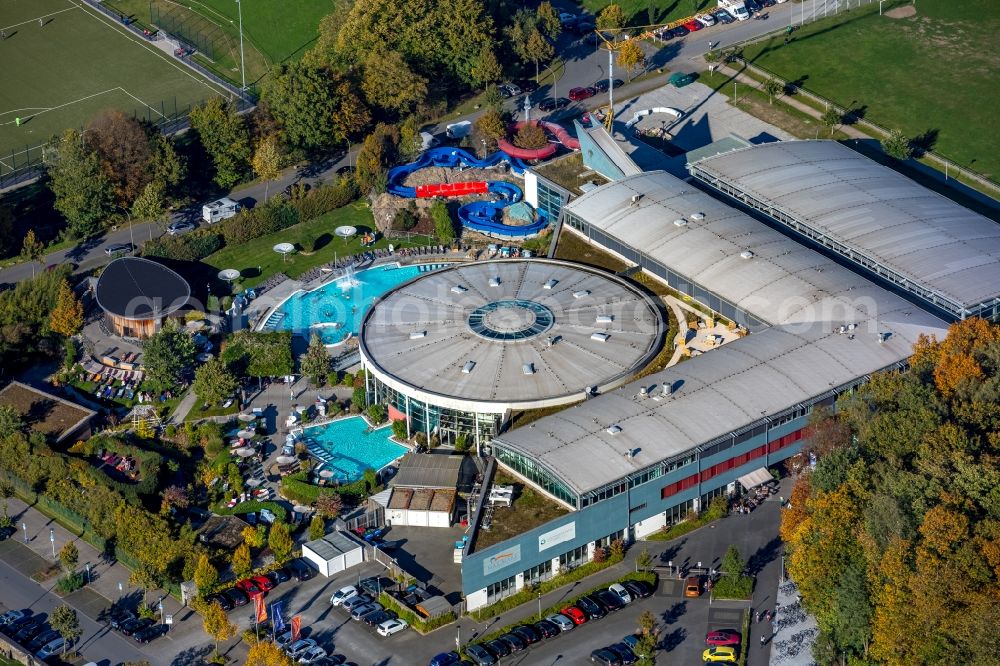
[0,0,231,176]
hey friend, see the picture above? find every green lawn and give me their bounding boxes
[0,0,229,174]
[582,0,714,26]
[202,202,435,288]
[740,0,999,180]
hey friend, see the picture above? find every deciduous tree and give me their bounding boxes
[245,640,294,666]
[50,605,81,655]
[58,541,79,573]
[44,129,115,238]
[85,110,159,207]
[19,229,44,277]
[471,45,503,92]
[300,334,330,387]
[430,200,455,244]
[0,405,23,438]
[597,4,626,30]
[144,321,197,390]
[514,122,548,149]
[362,51,429,115]
[615,39,646,82]
[131,180,167,223]
[268,521,294,563]
[203,600,237,658]
[882,129,912,160]
[189,98,252,188]
[193,553,218,594]
[821,106,842,136]
[525,28,554,81]
[231,543,252,579]
[193,356,239,408]
[537,2,562,40]
[315,492,343,519]
[309,515,326,541]
[251,134,282,202]
[763,78,783,105]
[49,280,83,338]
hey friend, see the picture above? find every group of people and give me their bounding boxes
[756,604,778,648]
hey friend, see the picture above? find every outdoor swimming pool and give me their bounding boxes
[302,417,408,483]
[267,263,449,344]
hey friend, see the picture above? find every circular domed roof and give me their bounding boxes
[96,257,191,320]
[359,259,664,411]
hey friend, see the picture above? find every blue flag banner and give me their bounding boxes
[272,601,285,632]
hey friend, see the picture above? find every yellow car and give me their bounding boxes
[703,646,737,662]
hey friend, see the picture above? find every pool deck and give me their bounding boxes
[300,415,412,482]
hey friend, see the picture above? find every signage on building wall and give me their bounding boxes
[483,545,522,575]
[538,522,576,552]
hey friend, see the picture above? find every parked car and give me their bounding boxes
[15,620,46,643]
[350,602,382,620]
[515,79,539,94]
[465,644,496,666]
[298,646,329,664]
[590,648,623,665]
[330,585,359,606]
[2,615,35,635]
[511,625,540,645]
[696,13,716,26]
[703,645,738,662]
[568,86,596,101]
[607,642,638,664]
[608,583,633,604]
[266,568,291,586]
[498,632,525,652]
[746,0,764,13]
[559,12,577,26]
[361,609,395,627]
[0,610,27,627]
[573,20,596,34]
[110,607,139,628]
[559,606,587,625]
[275,629,294,648]
[27,629,60,652]
[223,588,250,607]
[685,576,702,597]
[134,623,168,644]
[377,618,408,636]
[671,25,690,37]
[105,243,134,256]
[533,619,560,639]
[595,589,625,611]
[287,558,315,581]
[119,617,153,637]
[341,594,372,612]
[670,71,696,88]
[706,629,742,646]
[236,578,264,598]
[252,575,276,592]
[622,580,654,599]
[167,221,195,235]
[713,9,736,23]
[538,97,570,111]
[576,595,607,619]
[621,634,648,658]
[594,78,624,93]
[286,638,318,658]
[35,637,67,659]
[484,638,510,658]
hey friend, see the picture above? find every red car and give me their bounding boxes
[252,575,275,592]
[560,606,587,625]
[684,19,703,31]
[706,629,741,646]
[235,578,264,598]
[568,86,596,101]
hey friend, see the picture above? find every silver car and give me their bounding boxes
[546,613,574,632]
[285,638,317,658]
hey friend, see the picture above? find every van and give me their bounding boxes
[685,576,702,597]
[445,121,472,140]
[201,197,240,224]
[35,637,65,659]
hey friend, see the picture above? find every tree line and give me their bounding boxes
[782,318,1000,665]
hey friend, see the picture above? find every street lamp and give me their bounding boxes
[537,591,542,621]
[21,522,27,544]
[49,528,55,559]
[115,206,134,255]
[236,0,247,92]
[85,563,91,584]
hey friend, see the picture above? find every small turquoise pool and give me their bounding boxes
[302,417,408,483]
[267,263,449,344]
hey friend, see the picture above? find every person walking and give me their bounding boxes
[760,635,767,648]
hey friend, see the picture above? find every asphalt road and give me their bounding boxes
[0,543,150,665]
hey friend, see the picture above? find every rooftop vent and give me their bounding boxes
[573,290,591,299]
[522,363,535,375]
[451,285,468,294]
[591,332,610,342]
[639,386,648,397]
[690,212,705,221]
[488,276,501,287]
[606,424,622,435]
[462,361,476,374]
[740,250,755,260]
[409,331,427,340]
[673,218,688,227]
[543,279,558,290]
[596,314,614,324]
[630,194,643,205]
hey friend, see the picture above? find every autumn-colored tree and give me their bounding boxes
[159,485,190,514]
[85,110,158,206]
[801,405,851,458]
[242,524,266,548]
[309,515,326,541]
[536,2,562,40]
[597,4,626,30]
[471,44,503,92]
[203,600,237,659]
[268,521,294,563]
[362,51,429,115]
[474,108,507,154]
[251,134,282,202]
[193,553,218,594]
[20,229,45,277]
[245,639,294,666]
[315,492,343,519]
[615,39,646,81]
[524,28,554,81]
[231,542,252,579]
[49,280,84,337]
[58,541,79,573]
[514,123,548,149]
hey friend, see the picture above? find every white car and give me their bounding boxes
[609,583,632,604]
[297,645,328,664]
[376,618,408,636]
[330,585,358,606]
[285,638,317,658]
[546,613,574,632]
[0,610,26,626]
[696,13,716,27]
[36,637,66,660]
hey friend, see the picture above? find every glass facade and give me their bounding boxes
[559,545,588,570]
[368,373,501,446]
[524,560,554,586]
[486,575,518,604]
[490,444,577,506]
[535,178,569,221]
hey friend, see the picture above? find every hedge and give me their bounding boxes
[280,470,377,506]
[142,229,223,261]
[216,500,288,523]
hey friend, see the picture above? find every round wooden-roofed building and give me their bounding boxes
[95,257,191,338]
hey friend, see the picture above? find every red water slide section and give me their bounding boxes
[496,121,581,159]
[415,181,489,198]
